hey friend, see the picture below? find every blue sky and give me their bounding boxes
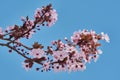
[0,0,119,80]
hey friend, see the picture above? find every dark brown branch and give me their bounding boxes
[0,42,43,65]
[7,10,46,45]
[0,43,7,46]
[0,43,31,59]
[1,38,32,50]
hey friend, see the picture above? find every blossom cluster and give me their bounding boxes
[34,4,58,27]
[0,4,58,40]
[22,30,109,72]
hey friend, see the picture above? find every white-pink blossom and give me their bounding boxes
[26,20,34,29]
[65,45,78,53]
[22,62,30,71]
[0,27,3,35]
[42,61,50,71]
[53,64,66,72]
[53,63,61,72]
[67,60,86,72]
[34,8,41,18]
[72,51,87,63]
[50,9,58,20]
[45,12,49,16]
[97,49,103,54]
[78,63,86,71]
[30,48,44,58]
[90,30,96,35]
[47,9,58,27]
[101,32,110,43]
[73,63,85,71]
[53,50,68,61]
[71,31,81,44]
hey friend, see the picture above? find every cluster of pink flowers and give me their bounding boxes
[45,9,58,26]
[52,50,87,72]
[22,30,109,72]
[1,4,58,40]
[34,4,58,27]
[70,30,109,62]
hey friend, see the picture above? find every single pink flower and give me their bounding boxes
[101,32,110,43]
[42,61,50,71]
[53,50,68,61]
[30,48,44,58]
[22,62,30,71]
[34,8,41,18]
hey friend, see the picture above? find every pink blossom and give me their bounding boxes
[67,63,74,72]
[47,9,58,27]
[97,49,103,54]
[59,41,65,50]
[101,32,110,43]
[53,50,68,61]
[26,20,34,29]
[71,31,81,44]
[22,62,30,71]
[53,63,61,72]
[0,27,3,35]
[82,30,90,35]
[90,30,98,42]
[51,40,65,50]
[45,12,49,16]
[53,63,66,72]
[90,30,96,35]
[78,63,86,71]
[59,65,66,72]
[73,63,85,71]
[34,8,41,18]
[50,9,58,21]
[67,60,86,72]
[73,51,87,62]
[42,61,50,71]
[65,45,78,53]
[30,48,44,58]
[67,60,76,72]
[86,56,92,63]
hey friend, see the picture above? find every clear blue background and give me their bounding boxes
[0,0,119,80]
